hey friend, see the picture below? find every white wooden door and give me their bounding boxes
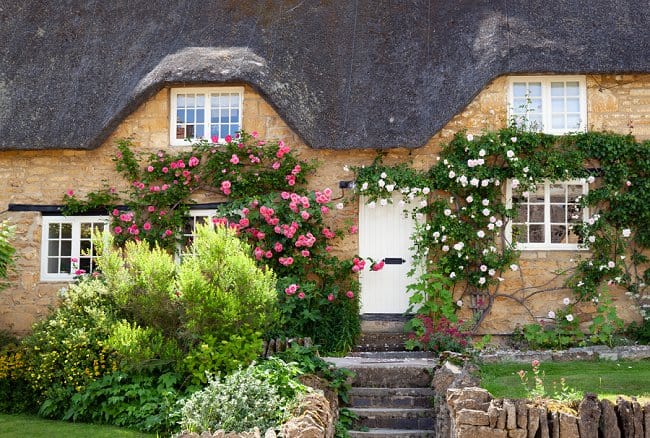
[359,195,420,314]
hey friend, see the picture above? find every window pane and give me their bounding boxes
[79,258,91,272]
[514,205,528,222]
[530,98,542,113]
[211,125,219,138]
[80,223,92,238]
[48,223,60,239]
[551,98,565,112]
[61,240,72,257]
[528,83,542,97]
[61,223,72,239]
[186,94,195,107]
[550,82,565,97]
[566,98,580,112]
[550,205,565,223]
[567,185,583,202]
[529,225,544,243]
[187,110,194,123]
[196,109,204,123]
[530,205,545,222]
[218,94,229,107]
[60,257,71,273]
[229,93,238,105]
[186,125,194,138]
[220,125,228,138]
[177,94,185,108]
[220,109,229,123]
[565,81,580,95]
[551,225,567,243]
[513,224,528,243]
[568,228,581,244]
[196,125,204,138]
[551,115,565,130]
[230,109,239,123]
[513,83,528,97]
[48,240,59,256]
[197,94,205,107]
[48,258,59,274]
[513,98,527,113]
[80,240,91,253]
[549,184,565,202]
[176,125,185,140]
[176,109,184,123]
[566,114,581,130]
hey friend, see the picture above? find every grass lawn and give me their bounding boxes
[0,414,154,438]
[479,359,650,403]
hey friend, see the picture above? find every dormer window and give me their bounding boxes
[508,76,587,134]
[170,87,243,146]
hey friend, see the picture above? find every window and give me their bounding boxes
[41,216,108,281]
[506,180,588,250]
[509,76,587,134]
[180,209,217,254]
[170,87,244,146]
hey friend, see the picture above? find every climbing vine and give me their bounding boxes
[353,127,649,343]
[62,131,360,353]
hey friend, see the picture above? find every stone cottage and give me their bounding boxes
[0,1,648,335]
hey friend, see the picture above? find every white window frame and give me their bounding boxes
[40,216,109,281]
[170,86,244,146]
[508,76,587,135]
[505,179,589,251]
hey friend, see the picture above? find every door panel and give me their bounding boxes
[359,195,420,314]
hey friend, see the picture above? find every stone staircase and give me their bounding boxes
[325,315,437,438]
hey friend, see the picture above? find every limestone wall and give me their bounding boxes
[1,75,648,334]
[447,387,650,438]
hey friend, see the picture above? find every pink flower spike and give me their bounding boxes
[147,205,155,213]
[147,166,154,172]
[114,226,122,234]
[327,293,334,302]
[164,229,173,237]
[297,292,306,299]
[346,291,355,299]
[211,135,219,143]
[188,156,200,167]
[143,222,152,231]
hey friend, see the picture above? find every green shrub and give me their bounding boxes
[183,331,263,385]
[627,318,650,344]
[66,371,183,433]
[106,320,183,373]
[176,224,277,340]
[98,239,181,338]
[177,358,307,433]
[20,281,120,418]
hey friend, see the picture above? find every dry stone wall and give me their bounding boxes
[2,75,650,334]
[447,387,650,438]
[433,353,650,438]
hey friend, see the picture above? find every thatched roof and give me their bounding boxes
[1,1,649,151]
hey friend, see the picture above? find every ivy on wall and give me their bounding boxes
[353,127,649,341]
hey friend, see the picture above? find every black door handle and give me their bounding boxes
[383,257,406,265]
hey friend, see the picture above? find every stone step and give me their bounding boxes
[350,407,435,430]
[360,314,410,333]
[355,332,409,352]
[325,356,436,388]
[348,351,434,360]
[349,387,435,408]
[348,429,435,438]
